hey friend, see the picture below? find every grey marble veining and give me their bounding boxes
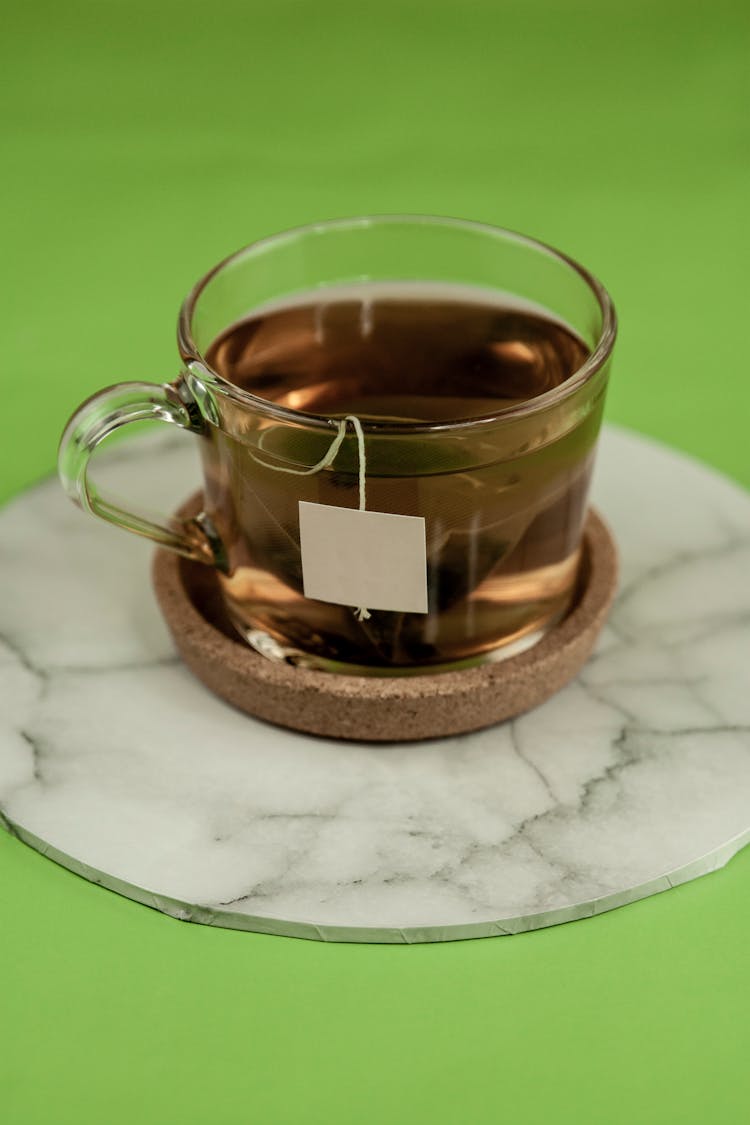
[1,426,749,942]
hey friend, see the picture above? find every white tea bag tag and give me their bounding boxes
[299,501,428,614]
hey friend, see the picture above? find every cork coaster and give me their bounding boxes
[152,498,618,742]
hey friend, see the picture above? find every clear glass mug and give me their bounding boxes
[58,216,616,675]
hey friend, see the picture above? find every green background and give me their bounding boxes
[2,1,749,1121]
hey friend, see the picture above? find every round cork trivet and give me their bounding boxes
[152,498,618,742]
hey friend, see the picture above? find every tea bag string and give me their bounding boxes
[251,415,371,621]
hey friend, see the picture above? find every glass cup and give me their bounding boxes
[58,216,616,675]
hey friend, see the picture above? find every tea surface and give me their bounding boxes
[206,282,588,422]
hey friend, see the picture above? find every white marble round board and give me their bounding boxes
[1,425,749,943]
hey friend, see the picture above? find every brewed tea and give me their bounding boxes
[200,282,598,669]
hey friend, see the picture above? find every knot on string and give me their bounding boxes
[251,414,371,622]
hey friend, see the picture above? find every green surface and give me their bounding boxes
[1,0,749,1121]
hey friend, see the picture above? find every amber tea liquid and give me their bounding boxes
[200,282,599,669]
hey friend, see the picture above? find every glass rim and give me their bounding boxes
[177,214,617,434]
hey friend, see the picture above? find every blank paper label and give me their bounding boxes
[299,501,428,614]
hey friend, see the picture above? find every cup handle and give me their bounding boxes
[58,380,226,569]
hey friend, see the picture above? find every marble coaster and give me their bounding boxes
[153,504,617,742]
[1,426,749,943]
